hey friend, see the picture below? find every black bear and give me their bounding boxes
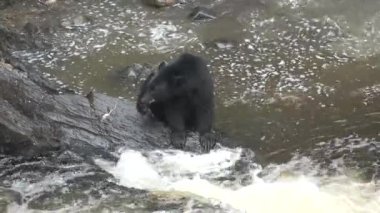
[136,53,215,152]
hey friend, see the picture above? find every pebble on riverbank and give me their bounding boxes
[143,0,177,8]
[189,6,216,21]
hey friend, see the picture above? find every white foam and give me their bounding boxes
[99,147,380,213]
[173,176,379,213]
[109,151,163,190]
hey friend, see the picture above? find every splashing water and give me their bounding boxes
[98,147,380,213]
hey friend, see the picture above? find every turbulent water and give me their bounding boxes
[96,147,380,213]
[3,146,380,212]
[1,0,380,212]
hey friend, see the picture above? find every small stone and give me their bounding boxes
[111,63,153,83]
[189,6,216,21]
[61,20,71,29]
[215,41,234,49]
[143,0,176,8]
[73,15,91,27]
[23,22,39,36]
[0,0,13,10]
[205,39,236,50]
[38,0,57,6]
[61,15,92,29]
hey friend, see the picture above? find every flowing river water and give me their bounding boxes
[2,0,380,212]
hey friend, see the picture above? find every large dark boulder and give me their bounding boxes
[0,61,171,159]
[0,16,170,159]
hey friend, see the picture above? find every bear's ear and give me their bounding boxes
[158,61,167,71]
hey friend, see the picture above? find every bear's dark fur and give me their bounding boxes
[136,53,215,151]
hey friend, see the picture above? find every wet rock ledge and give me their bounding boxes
[0,27,170,160]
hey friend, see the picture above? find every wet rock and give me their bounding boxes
[61,15,93,29]
[60,20,71,29]
[23,22,39,37]
[214,41,234,49]
[72,15,92,27]
[0,25,170,159]
[0,58,170,159]
[1,24,50,57]
[0,122,35,157]
[204,38,237,50]
[1,25,39,67]
[22,23,51,49]
[37,0,57,6]
[0,64,61,157]
[1,24,164,158]
[177,0,191,4]
[0,26,31,53]
[0,187,22,211]
[0,60,163,157]
[189,6,216,21]
[143,0,177,8]
[110,63,153,85]
[0,0,13,10]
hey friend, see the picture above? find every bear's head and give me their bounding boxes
[140,53,207,103]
